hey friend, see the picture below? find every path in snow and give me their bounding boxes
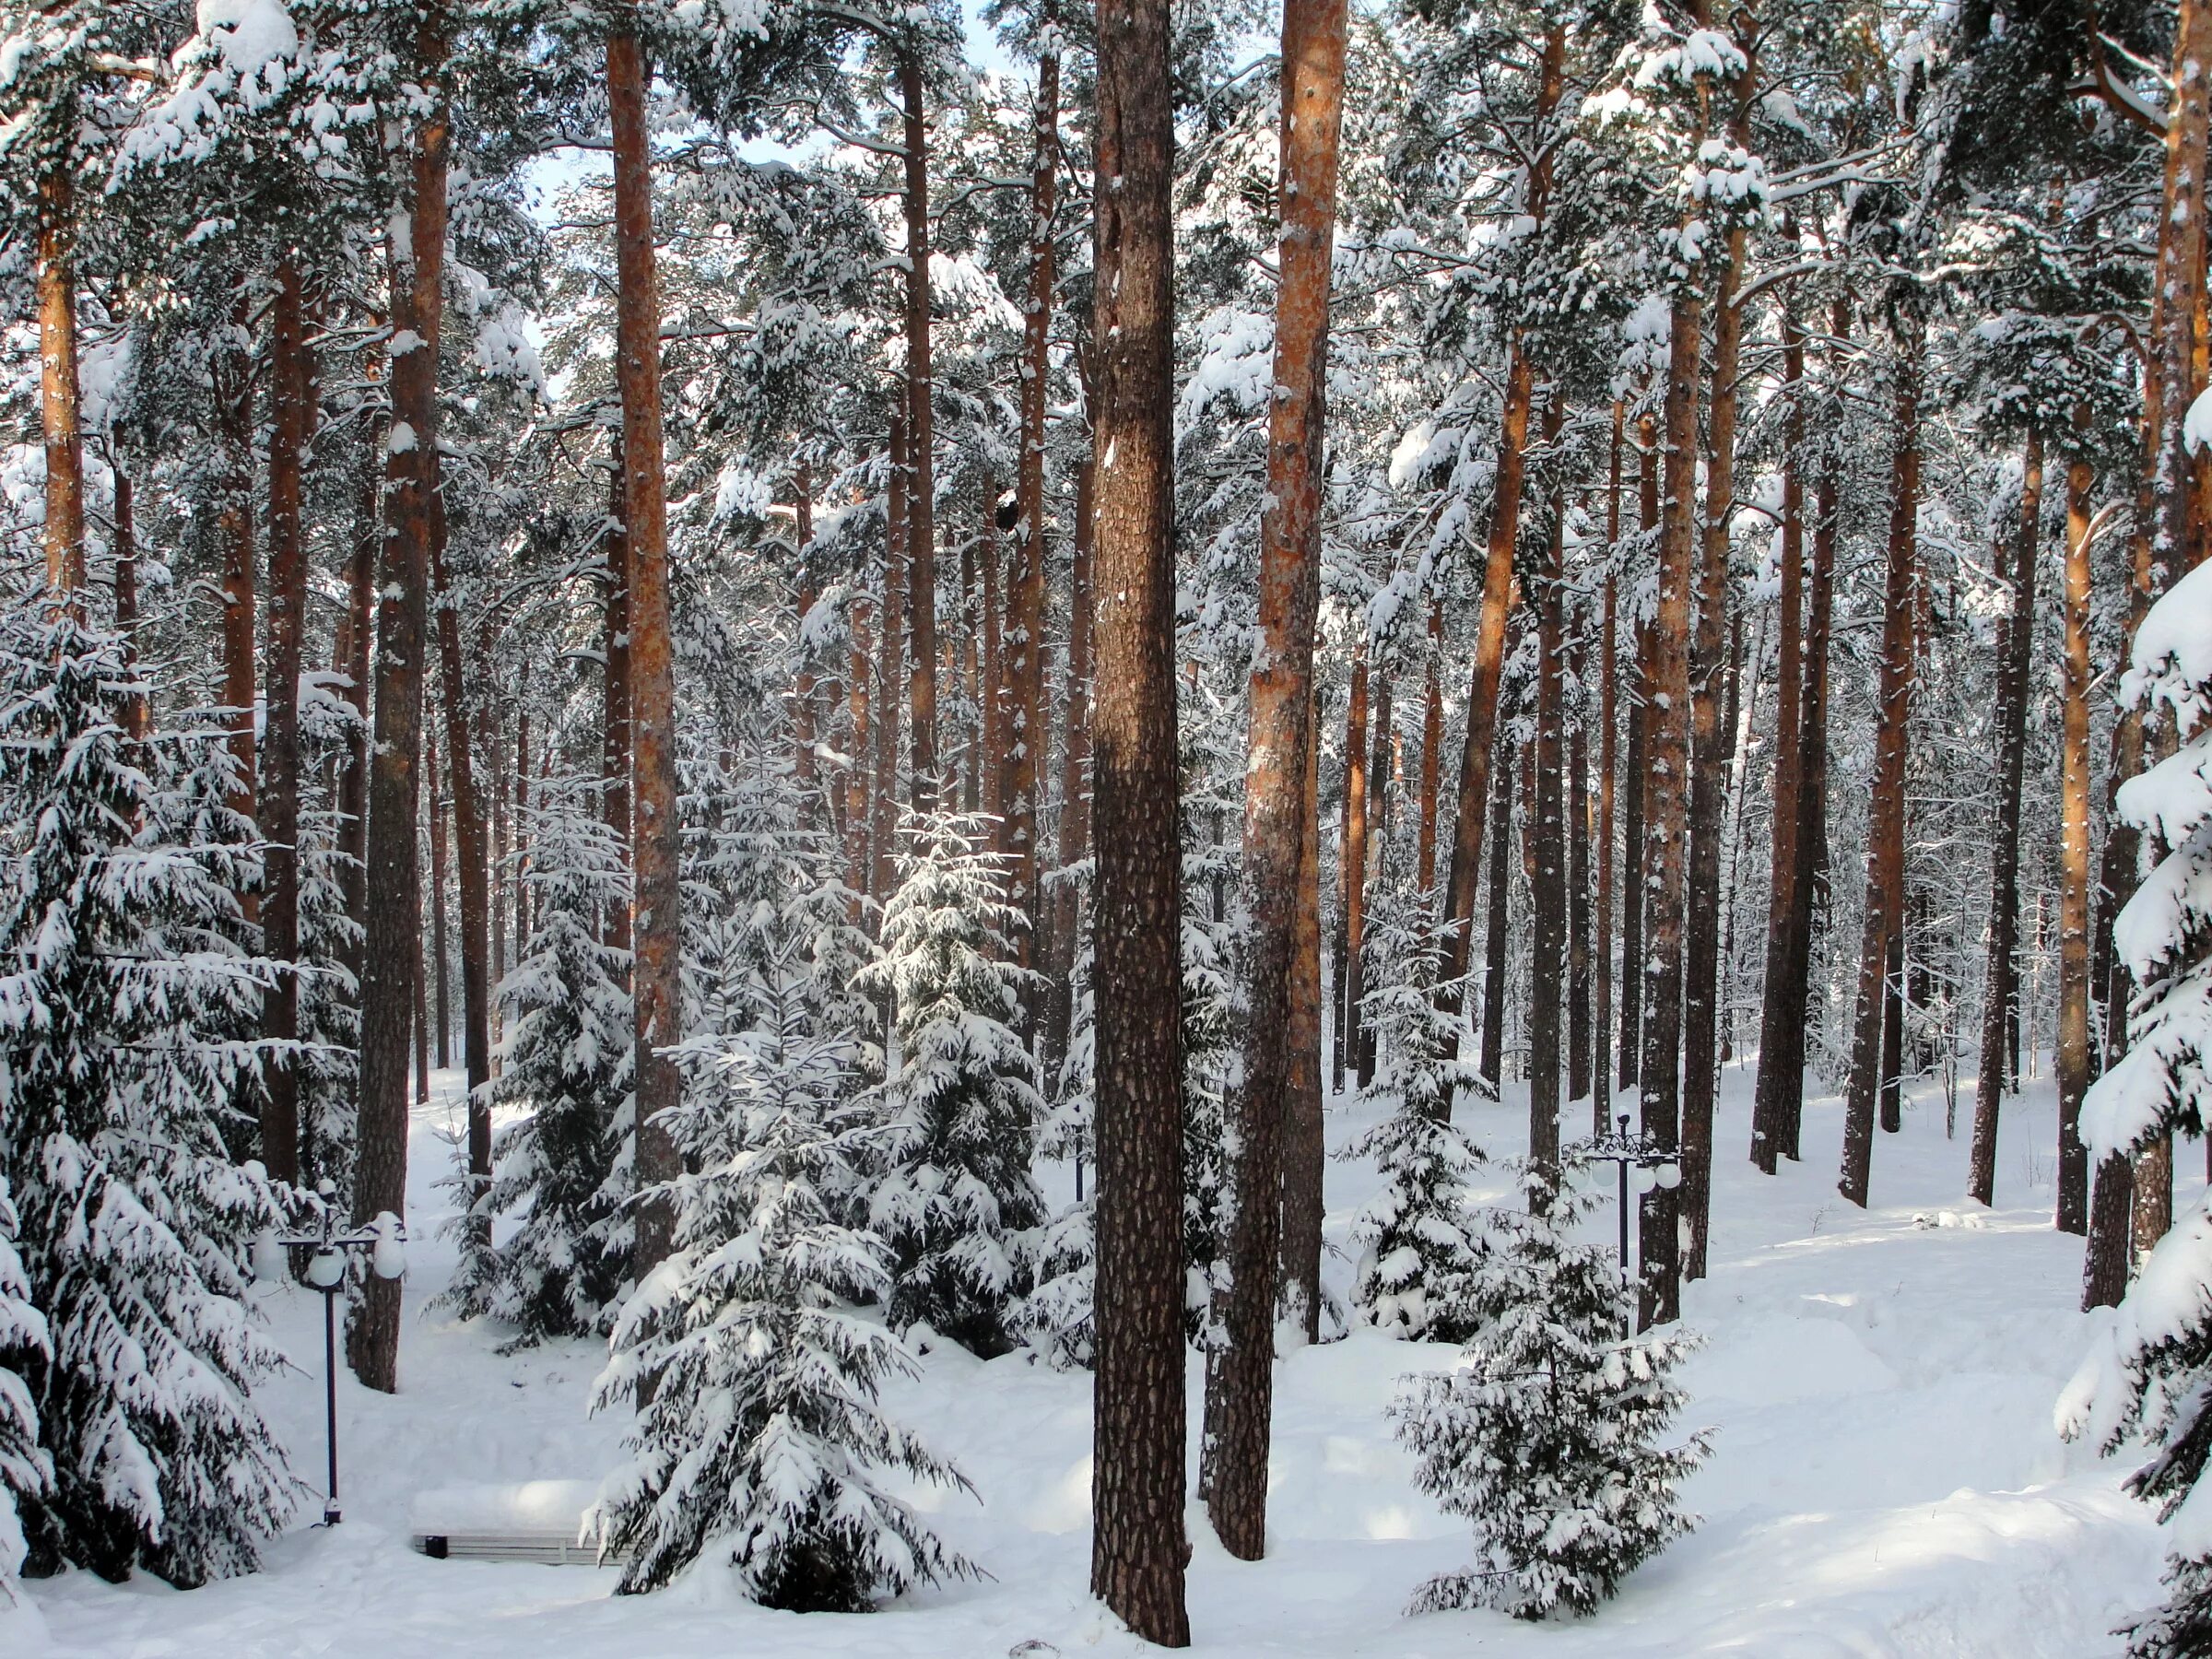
[15,1059,2186,1657]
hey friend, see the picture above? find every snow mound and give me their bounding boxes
[1685,1312,1900,1406]
[409,1479,603,1535]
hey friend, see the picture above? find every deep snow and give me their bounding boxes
[11,1053,2187,1657]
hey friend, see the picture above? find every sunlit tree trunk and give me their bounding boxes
[2059,420,2097,1243]
[39,165,85,599]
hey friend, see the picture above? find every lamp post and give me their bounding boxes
[253,1182,406,1525]
[1577,1113,1681,1292]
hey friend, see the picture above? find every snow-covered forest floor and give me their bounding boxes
[15,1057,2181,1658]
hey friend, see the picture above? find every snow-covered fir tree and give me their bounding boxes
[1392,1161,1710,1620]
[447,771,632,1343]
[858,810,1044,1357]
[0,1173,50,1615]
[593,930,975,1609]
[0,610,292,1585]
[1341,892,1489,1343]
[2066,558,2212,1657]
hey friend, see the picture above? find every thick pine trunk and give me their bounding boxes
[1969,431,2042,1205]
[2058,428,2095,1240]
[429,511,493,1238]
[1530,411,1566,1174]
[899,51,940,806]
[259,260,313,1189]
[38,165,85,598]
[1281,702,1326,1343]
[1009,33,1058,973]
[349,29,448,1392]
[1638,260,1704,1327]
[1087,0,1189,1638]
[1752,321,1807,1174]
[608,24,682,1276]
[1839,331,1921,1211]
[1682,144,1748,1278]
[1205,0,1347,1566]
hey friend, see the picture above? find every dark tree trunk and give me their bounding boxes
[1281,701,1325,1342]
[429,508,493,1241]
[1416,602,1442,895]
[259,259,313,1189]
[875,414,908,918]
[1594,401,1621,1134]
[349,24,448,1393]
[1045,450,1094,1081]
[1205,0,1347,1569]
[1530,406,1566,1174]
[1752,319,1807,1175]
[428,724,449,1070]
[1336,644,1370,1092]
[601,455,632,955]
[1359,665,1391,1088]
[1839,327,1921,1211]
[899,50,940,806]
[1481,716,1515,1092]
[609,23,682,1276]
[1088,0,1189,1640]
[1969,429,2041,1204]
[217,297,259,926]
[112,467,148,739]
[1620,408,1658,1094]
[1568,607,1593,1112]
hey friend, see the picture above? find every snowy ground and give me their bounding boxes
[13,1054,2190,1657]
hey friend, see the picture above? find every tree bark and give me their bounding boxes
[1683,63,1750,1278]
[1639,245,1705,1327]
[1838,328,1921,1211]
[1752,318,1807,1174]
[1531,403,1567,1174]
[794,466,819,817]
[876,414,908,918]
[899,50,941,807]
[349,21,448,1392]
[1359,665,1392,1088]
[608,22,682,1276]
[1205,0,1347,1567]
[429,506,493,1240]
[1969,430,2042,1204]
[1009,29,1057,967]
[2057,421,2095,1238]
[1481,715,1515,1091]
[1595,402,1621,1134]
[1621,407,1659,1094]
[1045,451,1095,1080]
[1416,602,1442,895]
[259,259,313,1189]
[1281,700,1325,1343]
[1568,602,1593,1112]
[428,724,449,1070]
[846,566,874,918]
[1087,0,1189,1638]
[38,164,86,598]
[112,466,148,739]
[217,298,259,906]
[601,453,632,955]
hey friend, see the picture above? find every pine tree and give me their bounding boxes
[859,810,1044,1356]
[0,609,292,1585]
[2066,558,2212,1656]
[0,1174,51,1614]
[446,772,633,1343]
[592,931,976,1610]
[1341,894,1489,1343]
[1392,1162,1710,1620]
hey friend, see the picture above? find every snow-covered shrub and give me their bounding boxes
[858,810,1043,1356]
[1341,893,1488,1342]
[446,772,632,1343]
[593,939,975,1609]
[1392,1162,1710,1620]
[2066,559,2212,1656]
[0,610,292,1584]
[0,1174,51,1612]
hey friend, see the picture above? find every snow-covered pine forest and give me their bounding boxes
[6,0,2212,1652]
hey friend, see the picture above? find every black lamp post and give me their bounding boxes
[253,1182,406,1526]
[1577,1113,1682,1291]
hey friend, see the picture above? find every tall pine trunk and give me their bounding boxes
[38,165,85,597]
[259,259,313,1188]
[1621,406,1659,1094]
[1530,402,1566,1174]
[1970,429,2042,1204]
[1281,701,1326,1343]
[608,22,682,1276]
[2059,424,2097,1242]
[1206,0,1347,1564]
[217,300,259,918]
[349,24,448,1391]
[1416,602,1442,894]
[1838,326,1921,1211]
[1010,30,1057,967]
[1088,0,1189,1638]
[601,456,632,955]
[1045,450,1094,1080]
[899,51,940,806]
[1594,402,1621,1134]
[1752,318,1807,1174]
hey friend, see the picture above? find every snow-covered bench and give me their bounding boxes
[407,1481,627,1567]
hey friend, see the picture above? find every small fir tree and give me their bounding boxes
[447,772,632,1343]
[0,1173,51,1612]
[1392,1162,1710,1620]
[858,811,1044,1356]
[1341,893,1489,1343]
[0,610,292,1585]
[594,934,976,1609]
